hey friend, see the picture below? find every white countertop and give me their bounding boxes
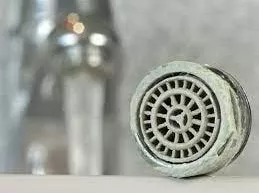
[0,175,258,193]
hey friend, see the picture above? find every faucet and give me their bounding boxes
[2,0,119,175]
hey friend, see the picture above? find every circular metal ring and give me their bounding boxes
[130,61,251,178]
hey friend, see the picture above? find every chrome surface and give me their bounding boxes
[0,0,119,175]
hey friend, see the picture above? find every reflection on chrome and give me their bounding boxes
[89,33,108,47]
[57,33,79,47]
[27,143,48,175]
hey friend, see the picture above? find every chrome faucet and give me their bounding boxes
[2,0,119,175]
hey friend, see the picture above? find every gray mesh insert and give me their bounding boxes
[139,74,220,163]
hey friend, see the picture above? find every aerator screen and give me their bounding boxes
[139,74,220,163]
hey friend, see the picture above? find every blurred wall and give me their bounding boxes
[112,0,259,176]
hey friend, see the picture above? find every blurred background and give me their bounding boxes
[0,0,258,176]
